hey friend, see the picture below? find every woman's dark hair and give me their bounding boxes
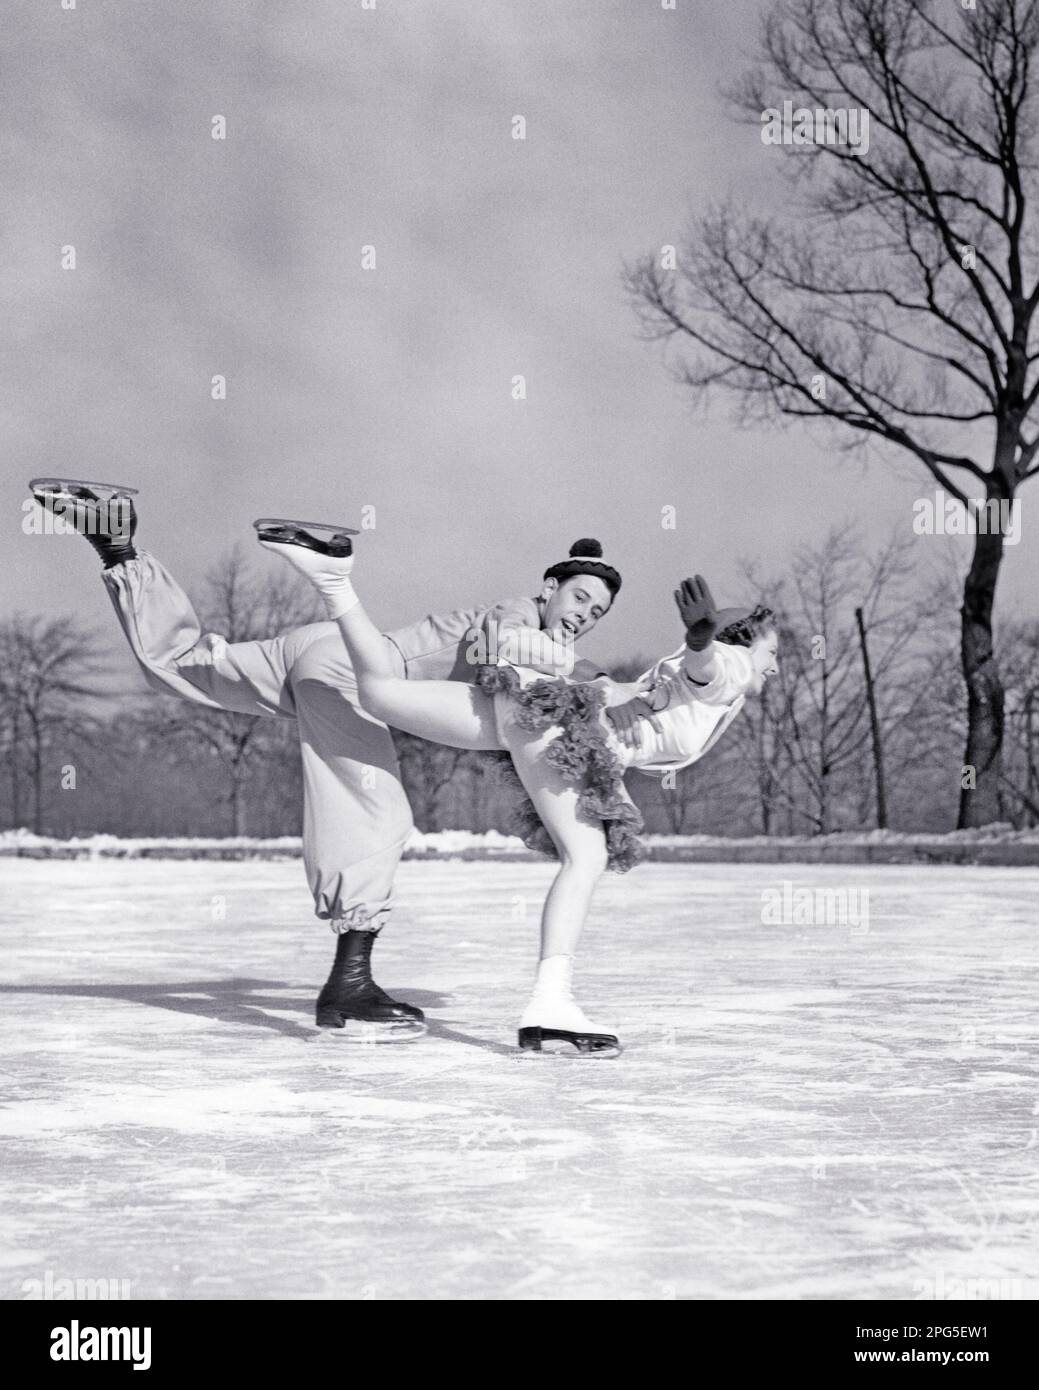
[716,604,777,648]
[543,538,621,599]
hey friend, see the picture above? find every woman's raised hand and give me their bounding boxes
[675,575,718,652]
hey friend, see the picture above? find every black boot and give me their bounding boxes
[29,479,138,569]
[316,929,426,1035]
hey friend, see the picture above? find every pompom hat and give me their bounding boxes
[543,538,621,598]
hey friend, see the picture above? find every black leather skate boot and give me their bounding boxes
[316,929,426,1038]
[29,478,138,569]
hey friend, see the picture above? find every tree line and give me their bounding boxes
[3,533,1039,841]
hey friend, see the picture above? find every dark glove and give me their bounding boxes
[674,575,718,652]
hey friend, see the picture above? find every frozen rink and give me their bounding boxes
[1,857,1037,1302]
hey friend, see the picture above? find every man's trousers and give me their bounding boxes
[103,552,413,930]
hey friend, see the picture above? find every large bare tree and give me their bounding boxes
[628,0,1039,826]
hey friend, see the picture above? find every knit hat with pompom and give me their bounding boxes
[543,539,621,598]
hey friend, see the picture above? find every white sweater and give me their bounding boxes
[628,641,755,774]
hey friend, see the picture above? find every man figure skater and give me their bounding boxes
[29,479,622,1041]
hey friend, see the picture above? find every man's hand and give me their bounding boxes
[675,575,718,652]
[606,695,664,751]
[593,677,642,706]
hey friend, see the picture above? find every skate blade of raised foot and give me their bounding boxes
[254,518,358,558]
[315,1018,428,1043]
[253,517,359,538]
[29,476,138,501]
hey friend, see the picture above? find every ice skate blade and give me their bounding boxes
[29,476,138,502]
[254,517,358,558]
[316,1016,428,1043]
[517,1026,622,1058]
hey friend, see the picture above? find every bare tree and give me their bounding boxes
[0,615,109,833]
[644,764,704,834]
[392,733,471,832]
[731,673,794,834]
[734,526,931,833]
[996,617,1039,823]
[628,0,1039,826]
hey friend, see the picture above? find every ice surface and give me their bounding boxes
[1,858,1037,1300]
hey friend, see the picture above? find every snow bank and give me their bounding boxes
[0,826,533,862]
[4,824,1039,864]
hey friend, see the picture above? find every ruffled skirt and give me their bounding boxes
[475,665,645,874]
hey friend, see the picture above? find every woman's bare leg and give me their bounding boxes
[260,536,501,750]
[336,605,501,750]
[263,530,619,1052]
[504,719,618,1052]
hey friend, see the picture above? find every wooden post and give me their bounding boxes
[855,605,888,830]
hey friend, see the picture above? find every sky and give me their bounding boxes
[5,0,1036,675]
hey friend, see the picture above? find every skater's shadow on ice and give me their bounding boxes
[422,1019,518,1057]
[2,981,519,1053]
[0,978,318,1040]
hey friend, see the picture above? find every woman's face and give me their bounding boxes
[540,574,613,640]
[748,629,779,692]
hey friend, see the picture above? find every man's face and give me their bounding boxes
[540,574,613,640]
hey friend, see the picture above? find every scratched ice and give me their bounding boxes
[1,858,1037,1300]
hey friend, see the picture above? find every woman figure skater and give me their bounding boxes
[261,527,779,1058]
[26,477,623,1040]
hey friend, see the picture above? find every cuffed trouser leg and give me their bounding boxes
[101,551,296,715]
[286,629,414,929]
